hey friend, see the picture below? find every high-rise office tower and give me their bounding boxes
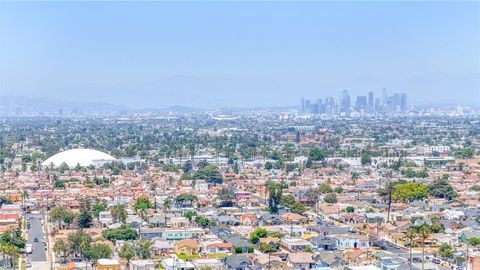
[400,93,407,111]
[368,92,374,112]
[301,98,305,113]
[392,93,400,111]
[356,96,367,112]
[305,99,311,112]
[341,90,351,113]
[382,88,388,108]
[375,98,381,112]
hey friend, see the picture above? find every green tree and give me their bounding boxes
[438,243,453,259]
[134,197,153,221]
[193,165,223,184]
[134,239,154,259]
[468,237,480,246]
[249,228,268,244]
[102,225,139,241]
[91,200,107,219]
[195,216,216,228]
[264,161,273,170]
[259,243,277,253]
[118,241,135,267]
[184,210,197,222]
[361,153,372,165]
[318,183,333,193]
[49,206,69,229]
[308,147,325,161]
[54,180,66,189]
[429,178,457,200]
[111,204,128,224]
[54,239,68,263]
[324,193,338,204]
[267,182,283,214]
[67,229,92,259]
[84,242,112,267]
[392,182,429,202]
[77,200,93,228]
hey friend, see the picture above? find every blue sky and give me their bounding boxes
[2,1,479,107]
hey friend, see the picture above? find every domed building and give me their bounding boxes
[42,148,117,167]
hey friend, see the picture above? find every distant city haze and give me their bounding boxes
[1,1,479,108]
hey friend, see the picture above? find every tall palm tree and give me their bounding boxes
[407,226,417,270]
[417,224,431,270]
[163,197,172,226]
[385,181,396,223]
[20,190,29,212]
[111,204,127,224]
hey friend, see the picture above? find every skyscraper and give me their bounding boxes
[305,99,311,113]
[341,90,351,113]
[400,93,407,111]
[368,91,374,112]
[301,98,305,113]
[356,96,367,112]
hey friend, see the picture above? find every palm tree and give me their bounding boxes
[20,190,29,212]
[416,224,431,270]
[163,197,172,225]
[407,226,417,269]
[111,204,127,224]
[385,181,396,223]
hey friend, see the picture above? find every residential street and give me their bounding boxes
[26,213,48,269]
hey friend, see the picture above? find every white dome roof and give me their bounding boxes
[42,149,116,167]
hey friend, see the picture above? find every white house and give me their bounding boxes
[98,211,114,227]
[130,259,155,270]
[335,235,370,250]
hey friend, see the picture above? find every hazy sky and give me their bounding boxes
[1,1,479,108]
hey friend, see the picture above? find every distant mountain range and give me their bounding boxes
[3,73,479,109]
[0,95,208,115]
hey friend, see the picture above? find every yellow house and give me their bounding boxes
[97,259,120,270]
[174,239,200,256]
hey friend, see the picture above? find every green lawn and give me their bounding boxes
[207,253,228,259]
[176,253,201,260]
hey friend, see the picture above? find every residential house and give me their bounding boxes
[287,252,315,270]
[129,259,155,270]
[161,258,195,270]
[335,234,370,250]
[280,238,313,252]
[217,215,240,226]
[221,234,253,254]
[258,214,283,226]
[224,255,251,270]
[97,259,121,270]
[206,242,233,254]
[175,239,200,256]
[239,214,257,226]
[311,236,336,251]
[363,213,385,224]
[151,239,173,256]
[281,213,307,225]
[259,237,280,250]
[98,211,114,227]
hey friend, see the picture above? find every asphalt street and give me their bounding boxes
[26,213,47,263]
